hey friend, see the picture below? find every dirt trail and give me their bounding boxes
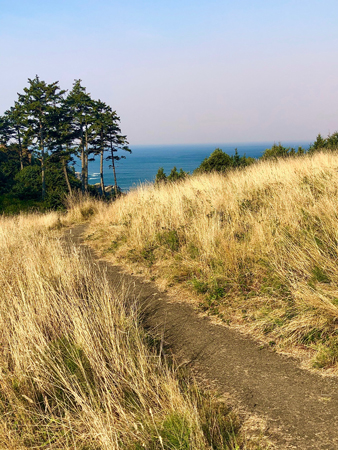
[68,224,338,450]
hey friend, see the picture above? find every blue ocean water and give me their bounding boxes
[75,141,311,192]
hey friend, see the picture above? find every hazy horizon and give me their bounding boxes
[1,0,338,145]
[128,139,313,148]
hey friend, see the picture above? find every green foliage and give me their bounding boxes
[12,165,42,199]
[155,167,188,184]
[195,148,253,174]
[313,338,338,368]
[128,244,157,266]
[9,159,80,209]
[261,143,306,160]
[157,413,191,449]
[155,167,167,184]
[47,337,95,404]
[309,132,338,153]
[0,144,22,193]
[0,194,43,215]
[195,148,232,173]
[300,329,323,345]
[156,229,180,252]
[177,377,242,450]
[0,76,129,212]
[140,245,157,265]
[168,167,187,182]
[190,278,209,294]
[310,265,331,284]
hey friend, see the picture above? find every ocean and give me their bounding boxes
[75,141,311,191]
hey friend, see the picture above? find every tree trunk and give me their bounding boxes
[100,149,105,197]
[17,128,23,171]
[40,123,45,199]
[84,152,88,192]
[62,157,72,195]
[80,128,85,193]
[110,143,118,196]
[84,122,89,192]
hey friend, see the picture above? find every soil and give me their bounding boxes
[67,224,338,450]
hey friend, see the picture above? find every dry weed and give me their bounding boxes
[83,152,338,369]
[0,213,261,449]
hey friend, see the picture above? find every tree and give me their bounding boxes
[18,76,66,199]
[90,100,110,196]
[0,144,22,193]
[4,102,32,170]
[261,143,306,160]
[104,108,130,195]
[155,167,167,184]
[195,148,233,173]
[66,80,94,193]
[0,76,130,209]
[326,132,338,150]
[90,101,130,196]
[310,134,326,152]
[47,100,77,195]
[167,167,187,182]
[155,167,187,184]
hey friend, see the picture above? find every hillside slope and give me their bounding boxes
[81,152,338,370]
[0,213,261,449]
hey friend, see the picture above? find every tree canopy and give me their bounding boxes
[194,148,254,174]
[0,76,130,212]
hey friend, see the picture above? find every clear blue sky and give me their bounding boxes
[1,0,338,145]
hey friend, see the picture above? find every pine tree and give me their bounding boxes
[47,100,77,195]
[18,76,66,199]
[311,134,326,151]
[0,114,12,147]
[66,80,94,193]
[90,100,110,196]
[90,101,130,196]
[4,102,31,170]
[104,108,130,195]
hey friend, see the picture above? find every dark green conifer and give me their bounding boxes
[18,76,66,199]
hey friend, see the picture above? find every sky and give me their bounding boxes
[1,0,338,145]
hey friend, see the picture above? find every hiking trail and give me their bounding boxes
[67,224,338,450]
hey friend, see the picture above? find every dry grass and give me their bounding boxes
[0,212,265,449]
[81,152,338,370]
[64,191,103,223]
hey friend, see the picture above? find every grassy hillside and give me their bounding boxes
[80,151,338,371]
[0,213,265,449]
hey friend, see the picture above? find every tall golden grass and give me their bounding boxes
[83,152,338,369]
[0,213,261,449]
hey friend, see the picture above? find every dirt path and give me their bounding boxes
[67,224,338,450]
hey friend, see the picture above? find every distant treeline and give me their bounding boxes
[155,132,337,183]
[0,76,130,213]
[1,75,338,214]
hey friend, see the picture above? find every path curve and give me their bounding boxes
[68,224,338,450]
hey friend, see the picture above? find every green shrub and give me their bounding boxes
[195,149,233,173]
[261,143,305,160]
[313,338,338,368]
[157,229,180,252]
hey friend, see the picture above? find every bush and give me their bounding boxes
[155,166,188,184]
[195,148,253,174]
[12,165,41,199]
[195,148,233,173]
[261,143,305,160]
[309,132,338,153]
